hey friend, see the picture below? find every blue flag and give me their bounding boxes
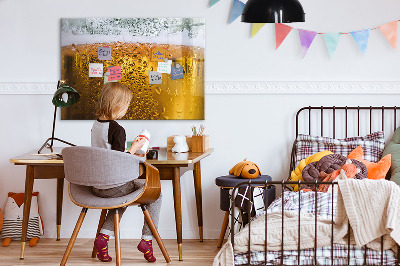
[229,0,245,24]
[351,29,371,55]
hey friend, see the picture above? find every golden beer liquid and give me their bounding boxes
[61,42,204,120]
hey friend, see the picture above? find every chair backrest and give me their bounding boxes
[62,146,145,188]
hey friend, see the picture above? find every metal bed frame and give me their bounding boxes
[230,106,400,266]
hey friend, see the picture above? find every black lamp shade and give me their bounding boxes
[242,0,305,23]
[52,84,80,108]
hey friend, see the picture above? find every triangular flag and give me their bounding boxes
[378,21,398,50]
[209,0,220,7]
[351,29,370,55]
[323,33,341,58]
[298,29,317,58]
[229,0,245,24]
[251,23,266,38]
[275,23,293,49]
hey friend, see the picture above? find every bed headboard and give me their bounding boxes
[290,106,400,179]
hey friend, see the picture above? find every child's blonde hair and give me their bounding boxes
[95,82,133,120]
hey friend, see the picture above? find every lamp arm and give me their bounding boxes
[50,105,57,148]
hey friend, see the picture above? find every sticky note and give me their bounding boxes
[104,71,117,84]
[171,65,184,80]
[151,47,167,62]
[107,66,122,81]
[89,63,103,77]
[98,47,111,60]
[157,60,172,74]
[148,71,162,85]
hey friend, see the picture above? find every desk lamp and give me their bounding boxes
[241,0,305,23]
[38,80,80,154]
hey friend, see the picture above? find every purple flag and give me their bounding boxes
[298,29,317,58]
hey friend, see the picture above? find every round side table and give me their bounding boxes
[215,175,275,248]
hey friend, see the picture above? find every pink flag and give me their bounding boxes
[298,29,317,58]
[378,21,398,50]
[275,23,293,49]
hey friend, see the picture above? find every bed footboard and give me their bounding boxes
[230,180,400,266]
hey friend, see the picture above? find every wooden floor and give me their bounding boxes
[0,239,221,265]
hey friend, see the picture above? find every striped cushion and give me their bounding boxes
[1,217,41,240]
[295,131,385,167]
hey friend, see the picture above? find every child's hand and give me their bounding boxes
[128,137,147,155]
[134,148,149,157]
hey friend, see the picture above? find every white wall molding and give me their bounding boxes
[206,81,400,94]
[1,81,400,95]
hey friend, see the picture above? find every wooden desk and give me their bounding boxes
[10,147,213,261]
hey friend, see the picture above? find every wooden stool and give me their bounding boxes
[215,175,275,248]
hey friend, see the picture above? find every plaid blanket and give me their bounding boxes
[234,191,397,265]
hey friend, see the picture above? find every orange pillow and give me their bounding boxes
[347,146,391,180]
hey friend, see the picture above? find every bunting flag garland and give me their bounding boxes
[298,29,317,58]
[209,0,220,7]
[229,0,245,24]
[207,3,400,58]
[323,33,341,58]
[378,21,398,50]
[351,29,370,55]
[275,23,293,49]
[251,23,266,38]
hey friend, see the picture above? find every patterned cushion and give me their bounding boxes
[295,131,385,166]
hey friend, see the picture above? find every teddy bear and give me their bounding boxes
[1,192,44,247]
[229,159,261,179]
[172,135,189,153]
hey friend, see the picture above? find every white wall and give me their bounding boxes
[1,0,400,240]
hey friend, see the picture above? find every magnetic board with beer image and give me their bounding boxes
[61,18,205,120]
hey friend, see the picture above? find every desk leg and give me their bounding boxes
[172,167,183,261]
[56,178,64,241]
[193,161,203,242]
[20,165,34,259]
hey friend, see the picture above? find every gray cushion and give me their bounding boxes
[69,180,145,208]
[382,126,400,184]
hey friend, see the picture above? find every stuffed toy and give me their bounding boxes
[172,135,189,153]
[1,192,44,247]
[348,146,391,180]
[229,159,261,179]
[289,150,333,191]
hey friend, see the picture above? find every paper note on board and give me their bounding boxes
[148,71,162,84]
[98,47,111,60]
[151,47,167,62]
[107,66,122,81]
[157,60,172,74]
[104,71,117,84]
[89,63,103,77]
[170,65,184,80]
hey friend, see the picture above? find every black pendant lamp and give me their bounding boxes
[242,0,305,23]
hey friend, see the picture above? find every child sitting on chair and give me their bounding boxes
[91,82,162,263]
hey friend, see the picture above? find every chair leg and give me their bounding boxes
[141,205,171,263]
[92,209,108,258]
[114,209,121,266]
[60,208,88,266]
[217,211,230,248]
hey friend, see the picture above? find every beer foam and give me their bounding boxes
[61,18,205,48]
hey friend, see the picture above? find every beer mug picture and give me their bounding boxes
[61,18,205,120]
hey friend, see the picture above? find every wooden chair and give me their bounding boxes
[60,146,171,265]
